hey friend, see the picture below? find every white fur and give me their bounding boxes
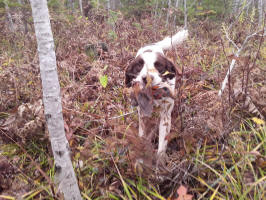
[155,29,188,51]
[136,29,188,57]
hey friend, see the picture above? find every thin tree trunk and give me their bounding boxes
[107,0,110,10]
[17,0,23,32]
[184,0,187,29]
[154,0,159,17]
[166,0,171,27]
[4,0,15,32]
[29,0,82,199]
[173,0,179,25]
[79,0,83,16]
[67,0,74,13]
[17,0,28,33]
[154,0,159,30]
[233,0,241,14]
[258,0,264,27]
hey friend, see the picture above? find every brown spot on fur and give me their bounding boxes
[125,56,144,87]
[143,49,152,53]
[154,53,176,80]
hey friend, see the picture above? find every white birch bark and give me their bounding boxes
[258,0,264,27]
[107,0,111,10]
[79,0,83,16]
[4,0,14,32]
[29,0,82,199]
[175,0,179,8]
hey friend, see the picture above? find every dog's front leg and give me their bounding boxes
[157,98,174,156]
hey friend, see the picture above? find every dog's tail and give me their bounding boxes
[155,29,188,51]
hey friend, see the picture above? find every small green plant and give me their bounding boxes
[99,65,108,88]
[99,74,108,88]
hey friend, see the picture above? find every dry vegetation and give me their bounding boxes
[0,6,265,200]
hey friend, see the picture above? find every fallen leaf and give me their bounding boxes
[176,185,193,200]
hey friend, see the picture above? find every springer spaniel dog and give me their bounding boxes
[125,30,188,158]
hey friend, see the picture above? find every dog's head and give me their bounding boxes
[125,51,176,94]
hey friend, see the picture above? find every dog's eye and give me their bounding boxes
[154,61,165,74]
[134,63,143,73]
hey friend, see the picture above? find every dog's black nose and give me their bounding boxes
[142,75,153,85]
[142,76,147,85]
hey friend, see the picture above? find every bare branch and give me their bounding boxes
[224,28,240,51]
[218,28,264,97]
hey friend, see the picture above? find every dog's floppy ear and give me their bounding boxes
[165,58,176,79]
[154,54,176,80]
[125,56,144,87]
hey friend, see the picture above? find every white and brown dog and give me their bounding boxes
[125,30,188,158]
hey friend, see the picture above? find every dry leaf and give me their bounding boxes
[176,185,193,200]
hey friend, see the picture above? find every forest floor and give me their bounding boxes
[0,9,265,200]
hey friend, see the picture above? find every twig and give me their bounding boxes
[108,110,136,120]
[224,28,239,51]
[244,15,265,97]
[220,38,232,107]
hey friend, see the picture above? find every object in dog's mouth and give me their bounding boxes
[152,86,173,99]
[131,82,153,117]
[129,82,173,117]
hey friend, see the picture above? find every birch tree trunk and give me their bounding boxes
[258,0,264,27]
[79,0,83,16]
[29,0,82,199]
[107,0,111,10]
